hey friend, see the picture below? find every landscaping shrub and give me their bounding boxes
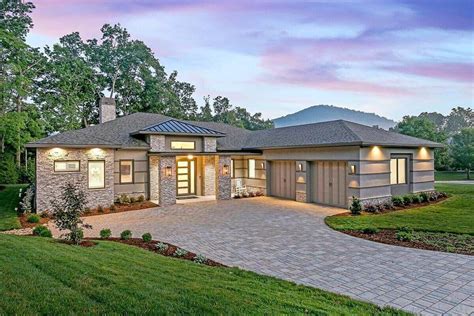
[193,254,207,264]
[411,194,421,204]
[40,211,50,218]
[391,196,404,207]
[383,200,394,210]
[142,232,152,242]
[100,228,112,239]
[397,226,413,233]
[402,195,413,206]
[255,191,264,197]
[396,231,412,241]
[137,195,145,202]
[156,242,168,252]
[248,191,255,197]
[364,203,378,213]
[349,197,362,215]
[119,194,130,204]
[419,192,429,203]
[97,205,104,213]
[109,204,116,212]
[173,248,188,257]
[32,225,52,237]
[19,186,35,214]
[27,214,40,223]
[50,182,91,245]
[362,227,379,234]
[120,230,132,240]
[130,196,136,203]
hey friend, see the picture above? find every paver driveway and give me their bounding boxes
[51,197,474,315]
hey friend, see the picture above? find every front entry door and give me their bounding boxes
[177,159,196,196]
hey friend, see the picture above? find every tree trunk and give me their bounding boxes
[1,134,4,154]
[16,146,21,168]
[467,168,471,180]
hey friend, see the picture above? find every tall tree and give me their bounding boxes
[445,107,473,135]
[450,128,474,179]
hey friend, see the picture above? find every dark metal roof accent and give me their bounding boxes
[137,119,225,136]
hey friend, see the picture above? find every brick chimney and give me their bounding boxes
[99,97,116,124]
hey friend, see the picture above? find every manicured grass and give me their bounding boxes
[0,235,407,315]
[435,171,471,181]
[0,184,27,231]
[326,184,474,235]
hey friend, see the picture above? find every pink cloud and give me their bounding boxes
[385,63,474,83]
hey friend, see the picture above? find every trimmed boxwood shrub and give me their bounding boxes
[27,214,40,223]
[411,194,421,204]
[33,225,52,238]
[120,230,132,240]
[100,228,112,239]
[142,232,152,242]
[391,196,403,207]
[402,195,412,206]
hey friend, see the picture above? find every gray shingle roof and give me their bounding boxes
[27,114,443,150]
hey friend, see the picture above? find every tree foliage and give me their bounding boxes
[450,128,474,179]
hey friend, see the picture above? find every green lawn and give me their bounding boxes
[0,235,407,315]
[0,184,27,231]
[435,171,471,181]
[326,184,474,235]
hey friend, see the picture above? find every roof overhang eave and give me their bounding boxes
[25,143,150,150]
[130,131,225,137]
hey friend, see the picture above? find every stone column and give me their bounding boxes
[295,161,310,203]
[158,156,176,206]
[216,155,231,200]
[149,156,159,201]
[202,156,216,195]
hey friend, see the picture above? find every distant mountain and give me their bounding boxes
[273,105,396,130]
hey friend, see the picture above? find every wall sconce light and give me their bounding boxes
[222,164,229,176]
[298,163,303,172]
[51,148,62,158]
[165,166,172,177]
[260,162,265,169]
[349,164,357,175]
[187,154,194,160]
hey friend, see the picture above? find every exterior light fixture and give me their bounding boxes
[260,162,265,169]
[222,164,229,175]
[349,164,357,175]
[51,148,62,157]
[298,163,303,171]
[187,154,194,160]
[165,166,172,177]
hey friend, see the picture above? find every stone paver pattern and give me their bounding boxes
[49,197,474,315]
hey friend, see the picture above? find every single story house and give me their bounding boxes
[26,98,443,212]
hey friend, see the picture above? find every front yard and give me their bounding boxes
[326,184,474,254]
[0,234,407,315]
[0,184,27,231]
[435,171,472,181]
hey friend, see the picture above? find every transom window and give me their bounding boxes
[390,158,407,185]
[120,160,134,184]
[171,141,195,150]
[248,159,256,178]
[88,160,105,189]
[54,160,80,172]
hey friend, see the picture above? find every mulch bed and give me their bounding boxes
[82,201,158,217]
[58,239,98,247]
[343,229,473,256]
[19,215,50,229]
[334,197,449,217]
[93,237,226,267]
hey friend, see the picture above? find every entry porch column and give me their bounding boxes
[216,155,231,200]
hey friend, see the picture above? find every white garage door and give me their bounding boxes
[270,161,296,200]
[311,161,347,207]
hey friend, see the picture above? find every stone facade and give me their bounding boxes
[203,137,217,152]
[36,148,114,212]
[158,156,176,206]
[149,156,160,201]
[99,97,116,123]
[216,155,231,200]
[149,135,166,152]
[296,191,307,203]
[203,156,216,195]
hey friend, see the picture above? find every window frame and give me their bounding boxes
[248,159,256,179]
[390,157,407,185]
[53,160,80,173]
[88,160,106,189]
[230,159,235,178]
[170,141,196,150]
[119,159,134,184]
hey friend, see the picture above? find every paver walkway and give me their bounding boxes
[50,197,474,315]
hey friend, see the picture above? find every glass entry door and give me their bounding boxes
[176,159,196,196]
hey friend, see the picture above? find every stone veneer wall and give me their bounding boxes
[149,135,166,152]
[203,156,216,195]
[216,155,231,200]
[295,160,309,202]
[158,156,176,206]
[149,156,159,201]
[36,148,114,212]
[203,137,217,152]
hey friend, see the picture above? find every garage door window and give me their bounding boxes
[248,159,256,178]
[390,158,407,184]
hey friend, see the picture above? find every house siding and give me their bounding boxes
[36,148,115,212]
[114,150,148,199]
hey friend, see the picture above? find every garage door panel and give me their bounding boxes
[311,160,347,208]
[270,161,296,200]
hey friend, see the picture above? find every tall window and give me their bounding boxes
[390,158,407,184]
[248,159,256,178]
[231,159,234,178]
[120,160,134,184]
[88,161,105,189]
[171,141,195,150]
